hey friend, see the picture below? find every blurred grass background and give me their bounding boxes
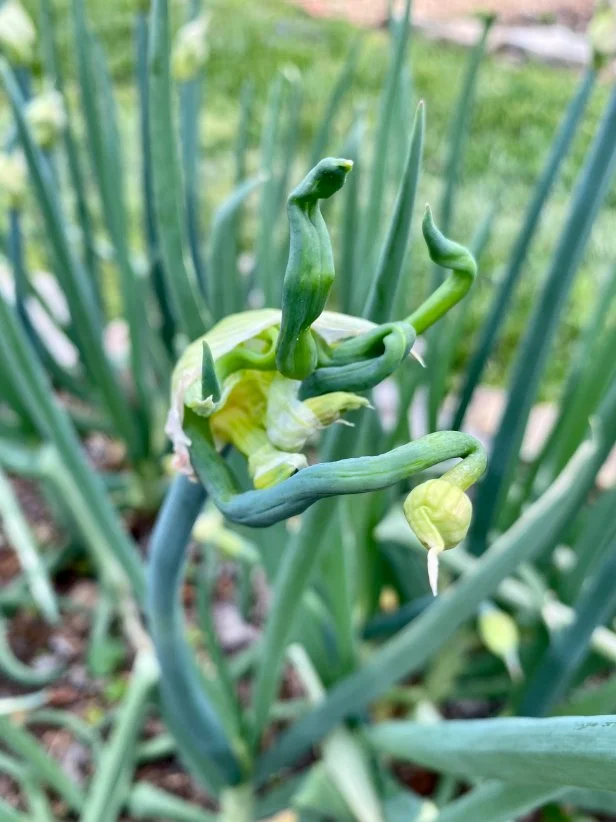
[14,0,616,395]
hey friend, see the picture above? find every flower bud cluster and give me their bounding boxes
[166,312,371,489]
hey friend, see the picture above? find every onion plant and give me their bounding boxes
[0,0,616,819]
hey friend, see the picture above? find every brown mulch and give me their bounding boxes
[292,0,595,26]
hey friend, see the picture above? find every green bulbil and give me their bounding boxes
[404,478,473,553]
[403,478,474,595]
[275,157,353,380]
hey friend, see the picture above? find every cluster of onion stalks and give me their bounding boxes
[165,158,487,597]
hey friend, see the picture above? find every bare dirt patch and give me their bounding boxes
[293,0,594,27]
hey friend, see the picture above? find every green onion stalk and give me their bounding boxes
[147,158,487,811]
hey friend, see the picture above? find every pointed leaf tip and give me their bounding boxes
[201,341,221,403]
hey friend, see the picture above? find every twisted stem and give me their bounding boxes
[299,321,416,398]
[275,157,353,379]
[184,409,486,528]
[406,205,477,335]
[147,476,242,790]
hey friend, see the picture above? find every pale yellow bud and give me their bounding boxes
[414,699,441,725]
[403,479,472,595]
[26,91,67,149]
[210,528,260,563]
[478,603,523,681]
[0,151,27,209]
[266,376,319,452]
[0,0,36,66]
[211,405,307,490]
[379,586,399,613]
[248,442,307,490]
[193,509,260,563]
[192,507,224,541]
[266,375,369,452]
[304,391,370,427]
[171,15,209,82]
[589,0,616,63]
[417,802,439,822]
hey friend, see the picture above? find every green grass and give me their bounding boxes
[15,0,616,396]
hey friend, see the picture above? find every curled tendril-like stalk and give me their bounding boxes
[275,157,354,380]
[299,321,416,398]
[184,408,487,529]
[407,204,478,335]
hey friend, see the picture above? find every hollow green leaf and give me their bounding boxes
[562,488,616,604]
[437,781,563,822]
[221,78,255,317]
[87,590,124,677]
[148,0,211,337]
[147,476,242,789]
[209,175,265,320]
[316,509,357,679]
[363,100,424,324]
[8,209,33,343]
[369,715,616,792]
[273,69,303,222]
[520,522,616,716]
[26,709,102,761]
[257,71,286,306]
[357,0,413,311]
[82,651,158,822]
[0,60,142,456]
[0,717,84,812]
[289,644,385,822]
[37,0,102,308]
[128,782,216,821]
[0,465,58,623]
[453,65,597,430]
[0,691,48,716]
[250,496,338,748]
[439,15,494,237]
[135,11,176,353]
[338,109,364,315]
[310,36,362,166]
[294,762,355,821]
[554,674,616,718]
[0,797,28,822]
[0,298,145,600]
[179,0,207,294]
[195,555,245,740]
[533,262,616,492]
[89,29,157,444]
[468,83,616,555]
[563,788,616,816]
